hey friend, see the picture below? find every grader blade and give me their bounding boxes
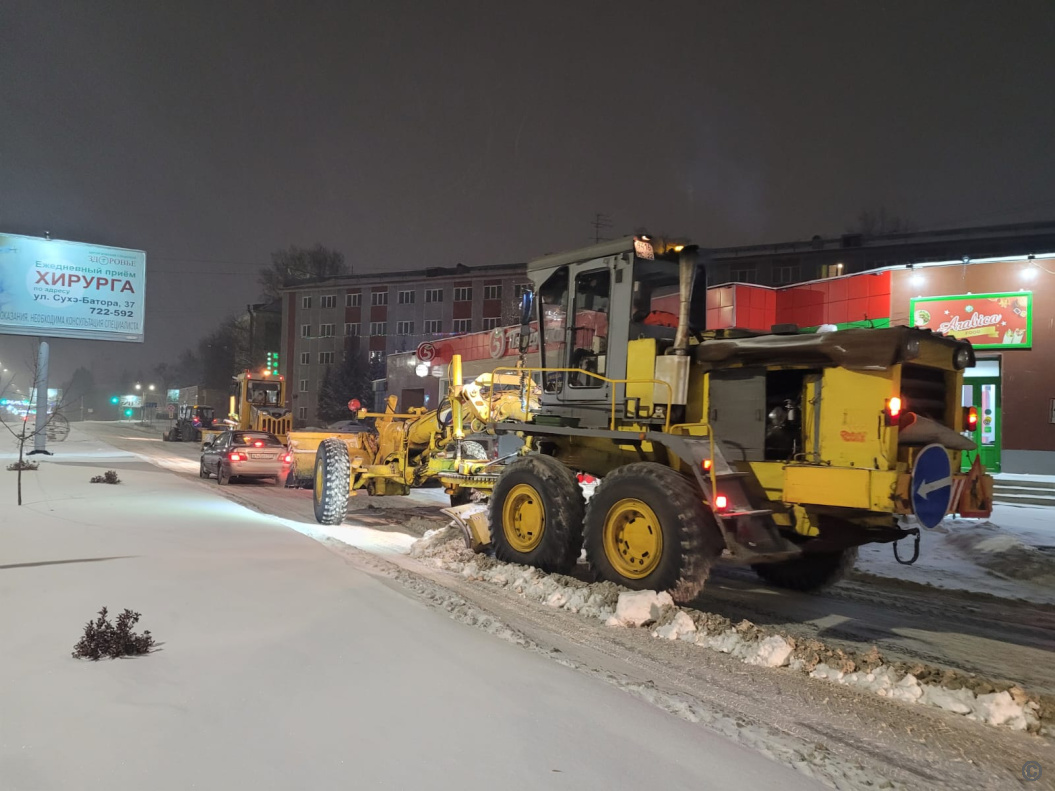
[441,504,491,552]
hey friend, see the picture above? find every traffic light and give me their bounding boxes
[123,408,133,417]
[110,396,120,404]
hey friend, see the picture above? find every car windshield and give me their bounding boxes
[231,432,282,446]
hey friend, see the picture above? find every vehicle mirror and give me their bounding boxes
[519,291,534,353]
[519,290,534,328]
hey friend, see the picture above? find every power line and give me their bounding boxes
[590,213,612,244]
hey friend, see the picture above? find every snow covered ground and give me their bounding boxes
[857,507,1055,604]
[0,433,822,791]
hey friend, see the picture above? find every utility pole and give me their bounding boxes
[591,213,612,244]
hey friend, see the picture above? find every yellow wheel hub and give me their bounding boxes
[603,499,663,579]
[314,462,324,501]
[502,483,545,553]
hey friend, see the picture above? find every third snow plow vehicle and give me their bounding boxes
[307,369,540,523]
[469,235,993,601]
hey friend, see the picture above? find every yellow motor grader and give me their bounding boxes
[306,368,539,523]
[457,235,994,601]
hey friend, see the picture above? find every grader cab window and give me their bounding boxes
[569,269,610,388]
[248,382,281,407]
[537,267,569,393]
[630,262,681,342]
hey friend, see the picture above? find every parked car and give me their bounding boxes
[200,430,291,486]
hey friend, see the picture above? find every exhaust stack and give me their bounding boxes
[673,245,699,354]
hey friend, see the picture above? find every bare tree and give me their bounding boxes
[1,342,77,505]
[258,244,349,299]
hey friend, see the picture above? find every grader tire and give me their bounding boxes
[752,548,858,592]
[490,454,584,574]
[584,462,723,603]
[313,438,350,525]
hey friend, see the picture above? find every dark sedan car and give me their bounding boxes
[200,430,291,485]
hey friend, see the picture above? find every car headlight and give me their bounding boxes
[953,346,972,370]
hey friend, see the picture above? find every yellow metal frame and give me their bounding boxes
[488,366,675,432]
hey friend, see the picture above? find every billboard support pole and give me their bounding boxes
[28,340,53,456]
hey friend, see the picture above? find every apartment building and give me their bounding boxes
[280,262,528,423]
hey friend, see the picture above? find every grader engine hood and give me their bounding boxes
[693,326,974,372]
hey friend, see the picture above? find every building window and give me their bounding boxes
[370,321,387,336]
[298,406,307,419]
[454,286,472,302]
[484,284,501,300]
[300,352,310,365]
[396,320,414,335]
[346,292,361,307]
[300,324,311,338]
[398,290,415,304]
[371,290,388,306]
[729,265,758,284]
[514,283,531,298]
[453,318,472,333]
[425,288,443,303]
[299,379,308,393]
[301,296,312,309]
[773,265,800,285]
[483,317,501,330]
[424,319,442,334]
[319,323,335,337]
[369,350,384,365]
[319,351,335,365]
[821,263,846,278]
[345,322,360,336]
[320,295,337,309]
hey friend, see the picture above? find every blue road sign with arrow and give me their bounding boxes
[911,443,953,529]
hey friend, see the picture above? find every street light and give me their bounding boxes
[135,383,142,390]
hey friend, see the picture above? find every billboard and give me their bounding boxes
[910,291,1032,349]
[0,233,145,342]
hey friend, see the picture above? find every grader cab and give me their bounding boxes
[230,370,292,442]
[478,235,993,601]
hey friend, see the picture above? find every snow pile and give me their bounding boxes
[809,665,1040,731]
[858,509,1055,604]
[606,590,675,627]
[410,525,1047,734]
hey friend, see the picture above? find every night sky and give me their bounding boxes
[2,1,1054,384]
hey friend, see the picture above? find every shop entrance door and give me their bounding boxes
[961,376,1001,473]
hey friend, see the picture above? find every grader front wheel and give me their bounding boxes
[489,455,585,573]
[584,462,723,603]
[313,438,351,525]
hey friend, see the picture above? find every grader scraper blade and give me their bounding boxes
[441,504,491,552]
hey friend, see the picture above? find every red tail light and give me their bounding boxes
[702,459,712,472]
[228,452,245,462]
[283,453,292,463]
[253,440,264,447]
[884,396,902,426]
[964,406,978,430]
[714,494,728,510]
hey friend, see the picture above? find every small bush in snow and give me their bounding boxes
[90,470,121,484]
[72,607,155,660]
[7,460,38,471]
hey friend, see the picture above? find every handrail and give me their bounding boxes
[489,366,674,431]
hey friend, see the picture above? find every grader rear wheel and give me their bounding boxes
[489,455,584,573]
[752,548,858,592]
[584,462,723,603]
[313,438,350,525]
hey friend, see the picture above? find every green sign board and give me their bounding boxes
[910,291,1032,349]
